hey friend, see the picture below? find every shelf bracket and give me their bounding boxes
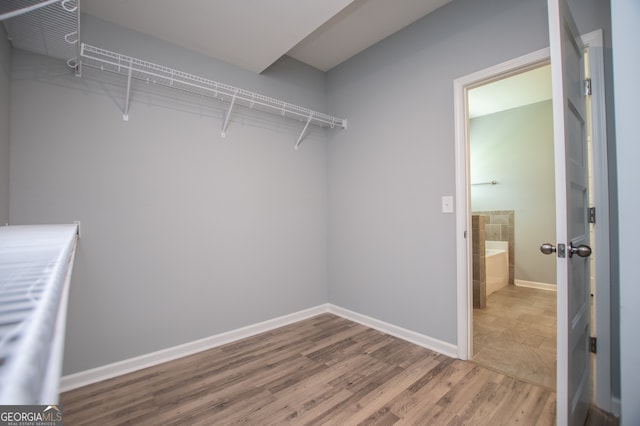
[295,113,314,151]
[221,90,237,138]
[123,59,133,121]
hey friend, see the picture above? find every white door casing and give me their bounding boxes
[453,30,609,426]
[548,0,591,424]
[453,48,550,361]
[581,29,612,414]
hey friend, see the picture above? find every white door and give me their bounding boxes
[547,0,592,424]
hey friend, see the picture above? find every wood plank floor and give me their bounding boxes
[61,314,556,425]
[473,285,557,390]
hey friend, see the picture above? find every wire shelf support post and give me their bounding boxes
[295,113,314,150]
[123,58,133,121]
[221,90,238,138]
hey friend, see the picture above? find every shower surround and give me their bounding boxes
[472,210,515,308]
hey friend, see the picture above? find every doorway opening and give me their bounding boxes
[454,29,612,413]
[468,64,557,389]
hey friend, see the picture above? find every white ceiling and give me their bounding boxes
[83,0,452,74]
[468,65,552,118]
[81,2,548,114]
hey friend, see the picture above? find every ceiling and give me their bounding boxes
[468,64,552,118]
[82,0,452,74]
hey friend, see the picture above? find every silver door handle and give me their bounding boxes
[569,242,592,258]
[540,243,556,255]
[540,242,591,258]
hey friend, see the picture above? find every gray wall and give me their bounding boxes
[6,0,617,397]
[612,1,640,423]
[471,101,556,285]
[326,0,611,345]
[9,15,330,375]
[0,30,10,224]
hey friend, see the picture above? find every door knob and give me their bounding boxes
[540,243,556,255]
[540,242,591,258]
[569,242,592,258]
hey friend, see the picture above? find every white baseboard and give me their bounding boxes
[515,279,557,292]
[61,303,458,392]
[328,304,458,358]
[60,304,330,392]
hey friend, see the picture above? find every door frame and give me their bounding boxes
[453,29,611,410]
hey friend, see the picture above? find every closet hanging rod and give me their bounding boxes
[0,0,59,21]
[79,44,347,130]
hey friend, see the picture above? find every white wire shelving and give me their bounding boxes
[1,0,80,70]
[2,2,346,147]
[0,225,79,404]
[80,43,347,149]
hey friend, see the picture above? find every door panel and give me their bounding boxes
[548,0,591,424]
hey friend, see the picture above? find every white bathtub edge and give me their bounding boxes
[515,279,557,291]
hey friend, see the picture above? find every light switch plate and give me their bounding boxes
[442,196,454,213]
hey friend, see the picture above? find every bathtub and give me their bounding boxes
[485,240,509,296]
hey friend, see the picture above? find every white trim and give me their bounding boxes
[582,29,613,412]
[454,30,611,413]
[515,279,557,292]
[454,47,550,361]
[454,62,472,361]
[60,304,329,392]
[611,396,621,417]
[61,303,459,392]
[328,305,458,358]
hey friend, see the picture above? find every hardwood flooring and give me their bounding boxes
[473,285,557,390]
[61,314,556,425]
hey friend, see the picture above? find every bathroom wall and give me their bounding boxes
[470,100,556,286]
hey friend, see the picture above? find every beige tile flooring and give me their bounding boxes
[473,285,557,390]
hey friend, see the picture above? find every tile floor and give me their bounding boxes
[473,285,556,390]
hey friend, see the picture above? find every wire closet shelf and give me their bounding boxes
[80,43,347,148]
[1,0,80,68]
[0,225,78,404]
